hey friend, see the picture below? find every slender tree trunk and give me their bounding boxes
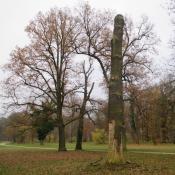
[161,119,168,143]
[57,90,67,151]
[108,14,124,163]
[130,100,140,144]
[40,140,44,145]
[58,124,66,151]
[123,127,127,151]
[75,117,84,150]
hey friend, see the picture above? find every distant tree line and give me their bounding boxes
[0,75,174,145]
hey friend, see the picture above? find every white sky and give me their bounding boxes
[0,0,173,115]
[0,0,172,64]
[0,0,172,65]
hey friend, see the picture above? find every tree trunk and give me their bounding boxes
[58,124,66,151]
[75,117,84,150]
[123,127,127,151]
[40,140,44,145]
[108,14,124,163]
[130,99,140,144]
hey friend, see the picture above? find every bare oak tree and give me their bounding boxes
[4,8,79,151]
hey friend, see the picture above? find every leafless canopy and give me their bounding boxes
[72,4,159,87]
[4,8,79,112]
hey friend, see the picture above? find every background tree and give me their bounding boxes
[4,8,80,151]
[123,78,175,145]
[62,59,96,150]
[30,102,55,145]
[75,60,94,150]
[0,117,7,141]
[167,0,175,79]
[4,112,33,143]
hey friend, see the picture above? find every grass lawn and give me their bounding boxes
[2,142,108,151]
[128,144,175,153]
[0,142,175,175]
[2,142,175,153]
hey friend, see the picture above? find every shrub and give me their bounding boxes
[92,129,107,144]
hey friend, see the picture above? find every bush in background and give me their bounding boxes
[92,129,107,144]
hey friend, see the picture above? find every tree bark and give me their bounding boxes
[58,124,66,151]
[130,99,140,144]
[108,14,124,162]
[75,117,84,150]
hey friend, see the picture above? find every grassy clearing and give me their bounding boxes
[129,144,175,153]
[2,142,175,153]
[0,142,107,151]
[0,148,175,175]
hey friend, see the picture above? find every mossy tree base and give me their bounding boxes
[107,121,124,163]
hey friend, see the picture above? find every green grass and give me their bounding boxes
[2,142,175,153]
[0,142,108,151]
[128,144,175,153]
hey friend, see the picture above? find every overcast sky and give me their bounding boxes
[0,0,173,115]
[0,0,172,65]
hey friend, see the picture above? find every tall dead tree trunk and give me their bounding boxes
[108,15,124,162]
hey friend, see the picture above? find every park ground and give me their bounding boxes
[0,142,175,175]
